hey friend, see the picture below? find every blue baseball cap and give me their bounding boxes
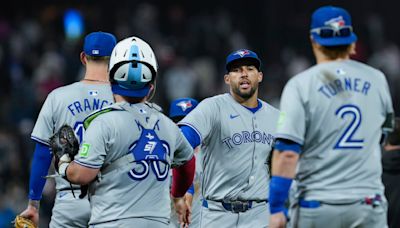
[225,49,261,72]
[169,98,199,118]
[83,31,117,57]
[310,6,357,46]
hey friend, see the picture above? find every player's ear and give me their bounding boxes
[146,83,155,96]
[258,71,263,83]
[224,74,230,85]
[80,52,87,66]
[350,43,357,56]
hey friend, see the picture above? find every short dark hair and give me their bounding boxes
[86,55,111,62]
[319,44,352,60]
[387,117,400,145]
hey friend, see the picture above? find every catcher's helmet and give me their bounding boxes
[109,36,158,97]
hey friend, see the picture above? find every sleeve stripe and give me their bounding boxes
[74,160,102,169]
[275,134,304,146]
[178,122,203,142]
[31,136,50,146]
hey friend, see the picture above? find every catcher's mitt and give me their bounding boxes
[49,124,89,199]
[13,215,36,228]
[49,124,79,171]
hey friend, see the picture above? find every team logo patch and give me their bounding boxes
[324,16,345,29]
[176,100,193,112]
[79,143,90,157]
[234,49,250,57]
[336,68,346,75]
[89,90,98,96]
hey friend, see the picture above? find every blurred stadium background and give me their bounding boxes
[0,0,399,227]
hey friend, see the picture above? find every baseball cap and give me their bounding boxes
[225,49,261,72]
[310,6,357,46]
[83,31,117,57]
[169,98,199,118]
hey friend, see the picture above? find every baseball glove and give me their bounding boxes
[13,215,36,228]
[49,124,79,171]
[49,124,89,199]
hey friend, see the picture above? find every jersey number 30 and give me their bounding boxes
[334,104,364,149]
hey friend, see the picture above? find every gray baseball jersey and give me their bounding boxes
[179,93,280,201]
[31,82,113,227]
[31,82,113,190]
[74,101,193,225]
[277,59,394,202]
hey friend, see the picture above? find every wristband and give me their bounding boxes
[58,162,70,177]
[269,176,292,214]
[187,184,195,195]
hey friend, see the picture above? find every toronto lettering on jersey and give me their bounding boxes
[318,77,371,98]
[67,98,111,116]
[222,130,274,149]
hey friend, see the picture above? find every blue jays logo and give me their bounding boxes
[324,16,345,29]
[128,124,170,181]
[177,100,193,112]
[234,49,250,57]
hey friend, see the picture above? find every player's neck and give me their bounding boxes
[313,45,351,64]
[82,66,109,84]
[315,54,350,64]
[231,91,258,108]
[114,94,146,104]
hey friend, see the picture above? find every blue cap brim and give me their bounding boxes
[111,84,150,98]
[226,57,261,71]
[312,33,357,46]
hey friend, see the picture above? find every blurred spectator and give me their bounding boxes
[163,56,198,102]
[382,117,400,228]
[0,2,399,227]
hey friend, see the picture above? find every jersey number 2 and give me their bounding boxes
[334,104,364,149]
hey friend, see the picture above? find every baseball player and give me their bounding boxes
[179,49,280,228]
[382,117,400,228]
[19,31,117,227]
[55,36,195,227]
[269,6,394,228]
[168,98,201,228]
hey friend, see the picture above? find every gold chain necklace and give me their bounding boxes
[81,78,109,83]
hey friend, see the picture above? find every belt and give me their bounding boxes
[58,187,81,192]
[202,199,268,213]
[299,199,321,208]
[362,194,383,207]
[299,194,383,209]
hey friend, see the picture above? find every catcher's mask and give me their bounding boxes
[108,36,158,98]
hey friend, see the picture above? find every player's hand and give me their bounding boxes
[172,196,191,227]
[184,192,194,208]
[269,212,287,228]
[19,200,40,227]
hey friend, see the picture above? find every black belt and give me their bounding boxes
[202,199,268,213]
[58,187,81,192]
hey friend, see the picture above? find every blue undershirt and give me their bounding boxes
[28,142,52,200]
[243,100,262,113]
